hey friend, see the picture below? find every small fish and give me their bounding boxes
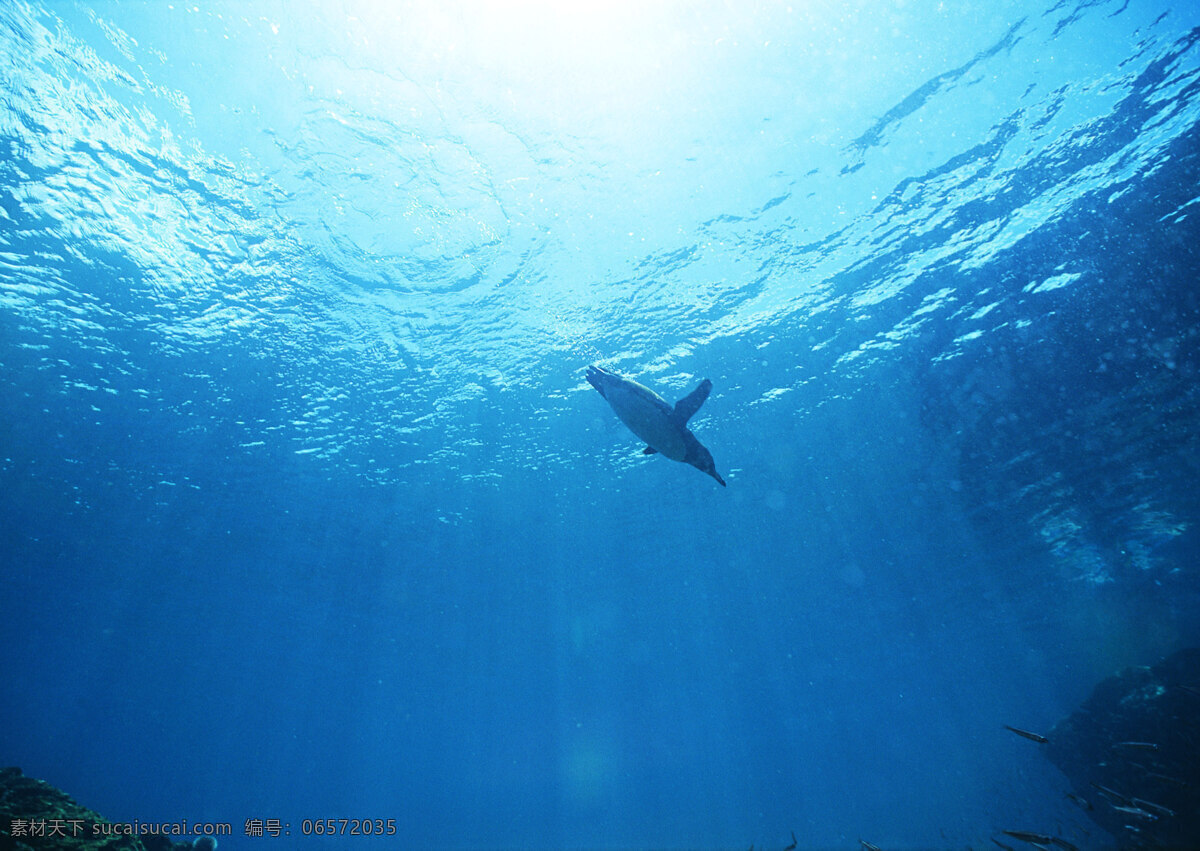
[1143,770,1189,787]
[784,831,797,851]
[859,841,882,851]
[1132,797,1176,818]
[1004,725,1049,743]
[1002,830,1053,843]
[1000,831,1077,851]
[1065,792,1093,811]
[1114,741,1159,751]
[991,839,1017,851]
[1090,781,1134,807]
[1111,805,1158,821]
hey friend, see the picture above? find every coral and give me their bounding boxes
[0,767,191,851]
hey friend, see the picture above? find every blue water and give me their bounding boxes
[2,1,1199,848]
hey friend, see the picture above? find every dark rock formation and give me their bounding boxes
[1044,647,1200,849]
[0,767,193,851]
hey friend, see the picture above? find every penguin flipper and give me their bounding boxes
[673,379,713,423]
[642,446,658,455]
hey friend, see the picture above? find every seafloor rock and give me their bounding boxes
[0,767,191,851]
[1044,647,1200,849]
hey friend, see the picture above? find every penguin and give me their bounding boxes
[586,364,726,486]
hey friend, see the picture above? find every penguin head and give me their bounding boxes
[686,442,726,487]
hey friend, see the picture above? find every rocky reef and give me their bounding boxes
[1044,647,1200,849]
[0,767,195,851]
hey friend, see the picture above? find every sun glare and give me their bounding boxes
[464,0,682,100]
[350,0,691,121]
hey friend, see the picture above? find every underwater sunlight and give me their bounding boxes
[1,0,1198,849]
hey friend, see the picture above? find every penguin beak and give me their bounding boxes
[712,472,726,487]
